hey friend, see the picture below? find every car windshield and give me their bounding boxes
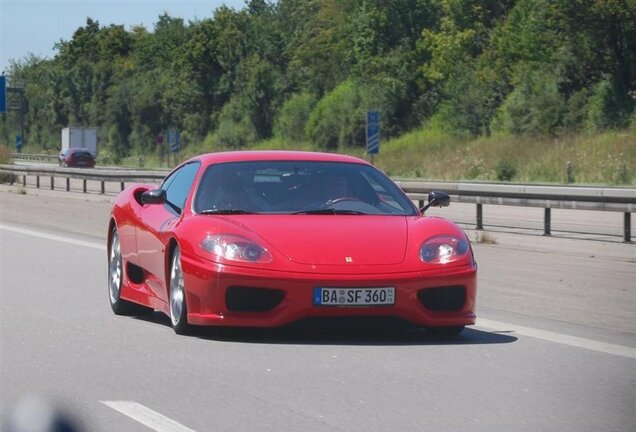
[193,161,417,216]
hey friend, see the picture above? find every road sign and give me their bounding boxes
[167,129,180,153]
[367,111,380,124]
[366,111,380,155]
[0,76,6,113]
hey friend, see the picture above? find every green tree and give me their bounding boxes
[274,92,317,141]
[491,66,566,135]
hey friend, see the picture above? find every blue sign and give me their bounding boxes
[0,76,6,113]
[167,129,180,153]
[16,135,23,152]
[313,288,322,305]
[367,124,379,137]
[366,111,380,155]
[367,111,380,124]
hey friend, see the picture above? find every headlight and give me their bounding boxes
[201,234,272,263]
[419,235,470,264]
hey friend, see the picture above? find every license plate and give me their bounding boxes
[313,287,395,306]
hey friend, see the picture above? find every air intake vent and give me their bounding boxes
[226,286,285,312]
[417,286,466,311]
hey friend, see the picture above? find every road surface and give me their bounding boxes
[0,185,634,432]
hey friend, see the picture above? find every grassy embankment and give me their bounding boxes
[368,127,635,185]
[237,127,636,186]
[7,126,635,186]
[0,144,17,184]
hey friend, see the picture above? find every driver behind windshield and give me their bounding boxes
[322,172,351,202]
[296,170,355,210]
[194,161,416,215]
[210,171,250,210]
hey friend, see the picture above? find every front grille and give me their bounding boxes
[417,285,466,311]
[226,286,285,312]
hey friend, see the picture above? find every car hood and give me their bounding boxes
[230,215,409,266]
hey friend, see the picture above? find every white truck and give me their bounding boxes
[61,127,98,157]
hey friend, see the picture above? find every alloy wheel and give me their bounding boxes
[170,249,185,327]
[109,232,122,305]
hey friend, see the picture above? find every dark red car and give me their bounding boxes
[107,151,477,336]
[58,148,96,168]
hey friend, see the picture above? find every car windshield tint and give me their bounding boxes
[74,151,92,158]
[193,161,417,216]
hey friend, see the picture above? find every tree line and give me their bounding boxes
[1,0,634,161]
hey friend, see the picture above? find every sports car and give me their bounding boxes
[107,151,477,335]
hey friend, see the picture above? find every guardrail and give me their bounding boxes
[10,153,59,163]
[0,164,165,194]
[396,180,635,242]
[1,164,634,242]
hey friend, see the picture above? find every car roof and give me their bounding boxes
[67,148,93,153]
[185,150,371,166]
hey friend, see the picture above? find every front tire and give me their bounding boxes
[108,228,153,316]
[169,247,192,335]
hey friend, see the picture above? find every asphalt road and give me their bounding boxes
[0,185,634,432]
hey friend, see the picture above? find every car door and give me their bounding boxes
[136,162,200,298]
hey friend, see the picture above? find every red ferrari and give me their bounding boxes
[107,151,477,335]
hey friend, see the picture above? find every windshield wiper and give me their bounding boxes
[292,208,366,215]
[198,209,257,215]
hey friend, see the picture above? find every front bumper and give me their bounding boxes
[181,252,477,328]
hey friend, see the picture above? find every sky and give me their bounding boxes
[0,0,248,74]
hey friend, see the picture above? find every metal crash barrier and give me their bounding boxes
[0,164,166,194]
[0,164,634,242]
[396,180,635,242]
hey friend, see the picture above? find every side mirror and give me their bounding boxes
[141,188,166,205]
[420,191,451,214]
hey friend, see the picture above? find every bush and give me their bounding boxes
[433,61,502,136]
[211,98,257,149]
[214,119,256,149]
[274,93,316,142]
[491,67,565,135]
[96,148,120,166]
[0,144,17,184]
[107,124,128,161]
[305,77,409,149]
[563,89,590,131]
[129,124,154,155]
[0,144,10,164]
[306,80,364,149]
[496,158,517,181]
[584,79,634,132]
[183,112,210,143]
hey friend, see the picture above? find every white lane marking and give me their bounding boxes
[0,223,104,250]
[102,401,198,432]
[476,317,636,359]
[2,224,634,358]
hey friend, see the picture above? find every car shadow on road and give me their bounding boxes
[198,324,518,346]
[135,314,517,346]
